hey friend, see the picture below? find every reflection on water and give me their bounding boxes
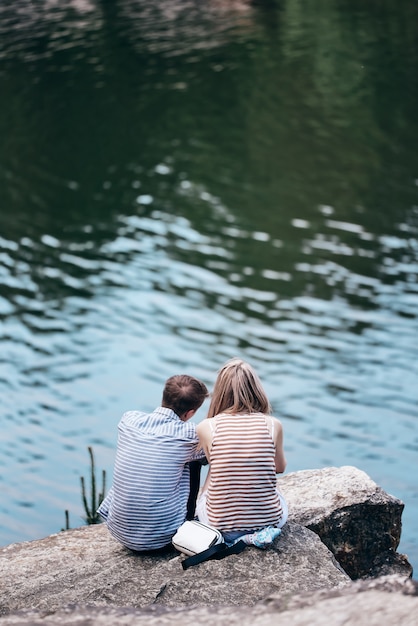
[0,0,417,575]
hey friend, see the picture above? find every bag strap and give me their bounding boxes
[181,540,247,570]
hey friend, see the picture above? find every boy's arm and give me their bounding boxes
[189,444,207,462]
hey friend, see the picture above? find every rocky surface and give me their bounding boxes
[0,522,349,614]
[280,466,408,578]
[0,576,417,625]
[0,466,414,625]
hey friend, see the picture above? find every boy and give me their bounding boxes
[98,374,209,551]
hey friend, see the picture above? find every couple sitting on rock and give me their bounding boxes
[98,358,288,552]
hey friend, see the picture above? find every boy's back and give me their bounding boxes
[98,406,204,551]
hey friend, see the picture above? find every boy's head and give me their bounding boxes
[162,375,209,420]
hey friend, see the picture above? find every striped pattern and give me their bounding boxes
[98,407,203,551]
[206,413,282,532]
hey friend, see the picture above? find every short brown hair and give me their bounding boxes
[162,375,209,417]
[207,358,271,418]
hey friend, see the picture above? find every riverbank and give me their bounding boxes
[0,466,414,625]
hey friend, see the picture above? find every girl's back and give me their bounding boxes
[206,413,282,532]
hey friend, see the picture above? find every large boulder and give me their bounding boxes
[0,522,349,615]
[0,465,413,626]
[0,575,417,625]
[279,466,410,579]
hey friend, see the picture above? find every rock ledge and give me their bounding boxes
[0,466,414,625]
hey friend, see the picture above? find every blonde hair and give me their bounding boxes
[207,358,271,418]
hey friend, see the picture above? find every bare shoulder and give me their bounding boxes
[270,415,284,438]
[196,419,211,435]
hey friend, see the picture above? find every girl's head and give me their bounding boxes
[207,357,271,418]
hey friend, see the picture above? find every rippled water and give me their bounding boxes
[0,0,417,575]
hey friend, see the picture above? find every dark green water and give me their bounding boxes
[0,0,417,574]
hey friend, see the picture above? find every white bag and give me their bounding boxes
[172,520,224,556]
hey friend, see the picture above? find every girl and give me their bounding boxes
[196,358,288,544]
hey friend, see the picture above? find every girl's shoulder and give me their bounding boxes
[196,417,216,432]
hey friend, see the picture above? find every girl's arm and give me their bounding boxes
[273,418,286,474]
[196,419,213,462]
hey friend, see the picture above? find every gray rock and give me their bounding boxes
[279,465,411,578]
[0,522,349,615]
[0,576,417,625]
[0,465,413,626]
